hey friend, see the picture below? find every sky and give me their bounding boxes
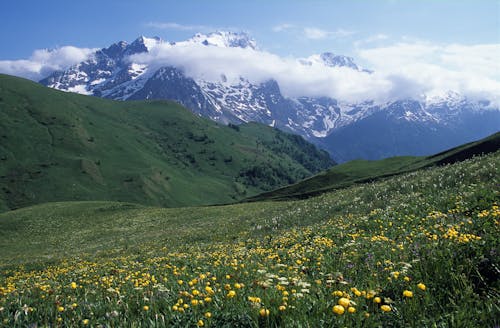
[1,0,499,104]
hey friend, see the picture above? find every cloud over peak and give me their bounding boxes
[1,33,498,106]
[0,46,95,81]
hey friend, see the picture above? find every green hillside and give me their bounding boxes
[248,131,500,201]
[0,151,498,326]
[0,74,333,211]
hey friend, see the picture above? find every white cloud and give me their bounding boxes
[332,29,356,38]
[1,36,498,107]
[272,24,295,32]
[354,33,390,47]
[357,42,500,104]
[146,22,209,31]
[304,27,329,40]
[0,46,95,80]
[129,42,391,103]
[274,24,355,40]
[130,39,500,106]
[303,27,355,40]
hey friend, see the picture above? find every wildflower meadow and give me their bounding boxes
[0,152,499,327]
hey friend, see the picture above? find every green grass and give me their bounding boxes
[0,74,333,211]
[0,151,498,327]
[0,74,499,326]
[248,131,500,201]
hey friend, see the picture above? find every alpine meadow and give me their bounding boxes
[0,1,499,327]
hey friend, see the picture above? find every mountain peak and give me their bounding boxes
[188,31,257,49]
[101,41,128,58]
[127,36,162,54]
[424,90,466,107]
[132,36,162,50]
[299,53,361,71]
[319,52,359,70]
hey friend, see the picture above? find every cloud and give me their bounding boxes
[146,22,209,31]
[303,27,329,40]
[357,42,500,104]
[129,42,391,103]
[272,24,295,32]
[273,24,355,40]
[1,35,498,107]
[354,33,390,47]
[130,39,500,106]
[0,46,95,80]
[303,27,355,40]
[332,29,356,38]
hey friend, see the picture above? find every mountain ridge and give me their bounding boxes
[0,74,333,212]
[247,131,500,202]
[39,33,500,162]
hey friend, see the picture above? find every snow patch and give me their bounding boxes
[90,78,106,85]
[142,37,162,51]
[66,84,91,95]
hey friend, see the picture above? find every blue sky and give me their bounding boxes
[1,0,498,59]
[1,0,498,104]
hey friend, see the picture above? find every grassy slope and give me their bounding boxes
[0,151,498,267]
[0,74,332,211]
[0,151,498,326]
[248,131,500,201]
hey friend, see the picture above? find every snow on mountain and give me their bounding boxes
[301,52,360,70]
[39,33,499,162]
[181,31,257,49]
[40,36,165,100]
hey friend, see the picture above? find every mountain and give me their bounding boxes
[0,74,333,212]
[248,131,500,202]
[40,33,500,162]
[320,97,500,162]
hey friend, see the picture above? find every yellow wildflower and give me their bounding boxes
[403,290,413,298]
[380,305,391,312]
[332,305,345,315]
[338,297,350,308]
[333,290,343,297]
[259,308,270,317]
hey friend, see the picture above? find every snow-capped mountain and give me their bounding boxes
[182,31,257,49]
[40,36,162,99]
[40,33,500,162]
